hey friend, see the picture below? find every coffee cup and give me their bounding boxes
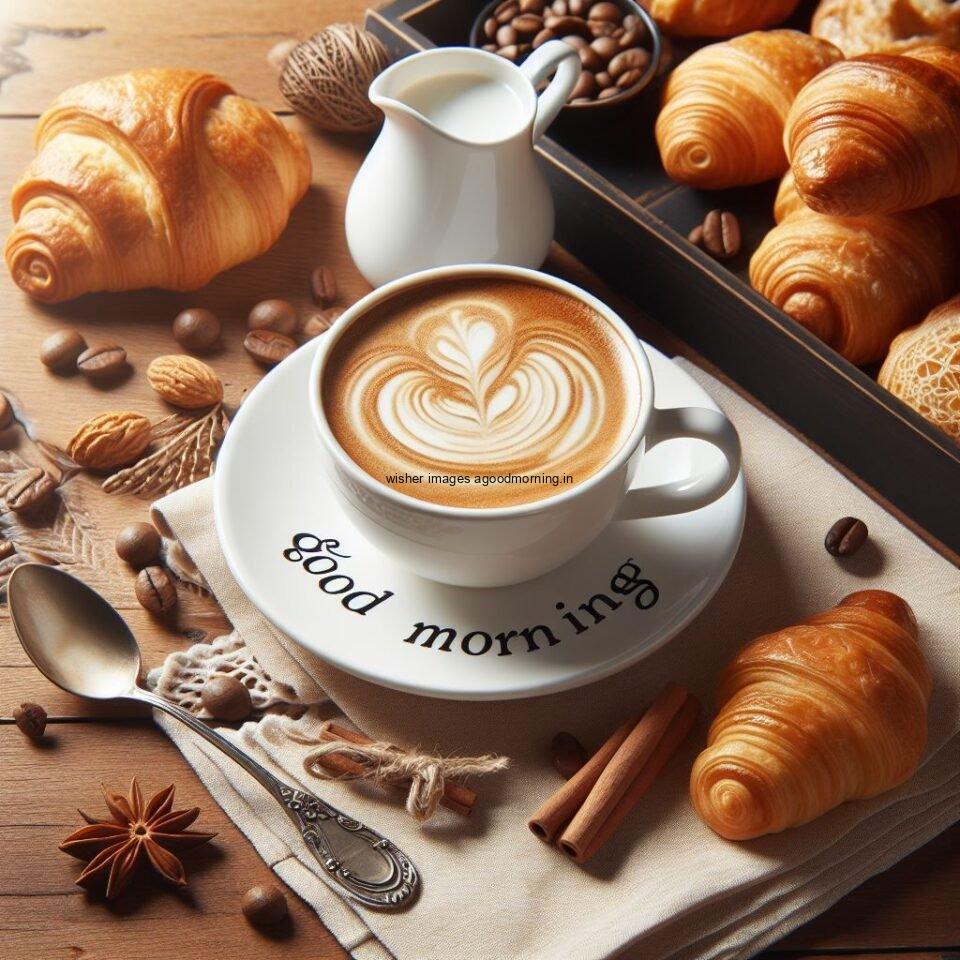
[310,264,741,588]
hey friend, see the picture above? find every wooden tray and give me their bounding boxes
[365,0,960,557]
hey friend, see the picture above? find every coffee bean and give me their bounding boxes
[310,265,338,307]
[570,70,598,100]
[247,298,298,336]
[619,23,647,47]
[591,35,619,61]
[622,12,639,27]
[512,12,543,34]
[496,0,520,23]
[40,329,87,373]
[571,96,594,104]
[825,517,869,557]
[116,522,162,568]
[552,0,568,13]
[0,393,12,431]
[77,344,127,382]
[244,329,297,367]
[688,224,704,247]
[589,1,622,23]
[172,308,221,352]
[598,85,623,99]
[202,674,253,721]
[561,33,588,48]
[135,564,177,615]
[545,14,592,36]
[588,19,617,37]
[484,15,498,38]
[568,0,588,13]
[608,46,648,78]
[497,23,518,45]
[303,307,342,339]
[520,0,545,11]
[242,885,289,928]
[14,702,47,741]
[6,467,56,515]
[595,70,613,88]
[0,539,15,560]
[700,210,741,260]
[617,67,643,88]
[497,43,521,60]
[551,731,588,779]
[532,27,556,47]
[578,45,603,71]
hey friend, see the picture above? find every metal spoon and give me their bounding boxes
[8,562,418,909]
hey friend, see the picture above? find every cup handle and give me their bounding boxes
[520,41,582,141]
[613,406,742,520]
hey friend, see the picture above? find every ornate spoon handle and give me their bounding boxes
[135,687,419,908]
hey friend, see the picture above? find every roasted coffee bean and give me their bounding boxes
[116,522,162,568]
[619,22,647,47]
[14,702,47,741]
[701,209,741,260]
[310,265,338,306]
[595,70,613,88]
[532,26,556,46]
[77,344,127,382]
[571,96,594,104]
[591,35,619,61]
[6,467,56,515]
[40,328,87,373]
[497,23,518,45]
[496,0,520,23]
[303,307,342,339]
[512,12,543,33]
[598,85,623,99]
[561,33,588,48]
[242,885,289,928]
[545,14,592,36]
[688,224,704,247]
[497,43,521,60]
[568,0,588,13]
[483,42,498,51]
[520,0,545,11]
[552,0,568,13]
[608,46,648,77]
[0,539,15,560]
[622,12,639,27]
[484,15,498,38]
[617,67,643,88]
[589,0,622,22]
[588,19,617,37]
[570,70,598,100]
[135,564,178,615]
[0,393,12,431]
[247,298,298,335]
[172,308,221,352]
[244,329,297,367]
[825,517,869,557]
[551,731,588,779]
[578,45,603,71]
[202,674,253,721]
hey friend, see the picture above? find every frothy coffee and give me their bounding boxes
[321,277,639,508]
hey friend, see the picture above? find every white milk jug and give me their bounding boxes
[345,43,581,287]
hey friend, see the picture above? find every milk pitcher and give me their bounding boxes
[345,43,581,287]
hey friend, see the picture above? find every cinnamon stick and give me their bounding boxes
[528,715,639,843]
[561,693,700,863]
[316,722,476,817]
[557,682,690,860]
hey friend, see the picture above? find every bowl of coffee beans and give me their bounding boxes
[470,0,661,109]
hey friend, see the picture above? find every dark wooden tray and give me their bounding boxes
[365,0,960,556]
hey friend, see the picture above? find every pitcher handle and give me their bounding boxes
[520,41,582,141]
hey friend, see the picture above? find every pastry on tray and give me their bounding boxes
[642,0,801,37]
[656,31,841,189]
[811,0,960,56]
[5,69,311,303]
[691,591,932,840]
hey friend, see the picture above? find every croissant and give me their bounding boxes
[879,294,960,439]
[5,69,311,303]
[812,0,960,56]
[642,0,801,36]
[656,31,841,189]
[691,591,932,840]
[749,197,958,364]
[786,46,960,217]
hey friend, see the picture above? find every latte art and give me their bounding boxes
[323,278,639,508]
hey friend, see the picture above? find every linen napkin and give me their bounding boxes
[151,359,960,960]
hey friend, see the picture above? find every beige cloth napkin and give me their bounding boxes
[151,360,960,960]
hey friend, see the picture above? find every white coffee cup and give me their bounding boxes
[310,265,741,588]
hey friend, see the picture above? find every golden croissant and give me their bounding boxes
[5,69,311,303]
[879,294,960,439]
[656,31,841,190]
[812,0,960,56]
[691,591,932,840]
[749,189,957,364]
[786,46,960,217]
[642,0,801,36]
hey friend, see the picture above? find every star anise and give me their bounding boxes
[59,779,216,898]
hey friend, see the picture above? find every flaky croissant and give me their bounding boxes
[749,193,958,364]
[691,591,932,840]
[5,69,311,303]
[879,294,960,439]
[642,0,801,36]
[786,46,960,217]
[812,0,960,56]
[656,31,841,189]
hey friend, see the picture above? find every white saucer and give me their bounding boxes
[214,337,745,701]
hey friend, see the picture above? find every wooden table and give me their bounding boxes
[0,3,956,958]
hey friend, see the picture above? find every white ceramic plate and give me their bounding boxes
[214,337,745,700]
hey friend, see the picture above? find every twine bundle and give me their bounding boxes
[279,24,390,133]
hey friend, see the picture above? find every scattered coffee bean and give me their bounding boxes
[310,265,338,307]
[172,308,221,352]
[202,674,253,721]
[6,467,56,515]
[551,731,587,779]
[589,1,623,22]
[115,522,162,568]
[0,393,12,431]
[244,329,297,367]
[303,307,342,340]
[699,210,741,260]
[13,702,47,741]
[135,565,178,615]
[248,299,298,336]
[688,223,704,247]
[77,343,128,382]
[0,539,15,560]
[40,329,87,373]
[242,885,289,928]
[825,516,869,557]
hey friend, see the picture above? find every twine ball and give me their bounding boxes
[279,24,390,133]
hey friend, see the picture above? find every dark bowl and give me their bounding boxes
[469,0,662,110]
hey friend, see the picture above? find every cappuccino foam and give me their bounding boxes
[322,277,639,508]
